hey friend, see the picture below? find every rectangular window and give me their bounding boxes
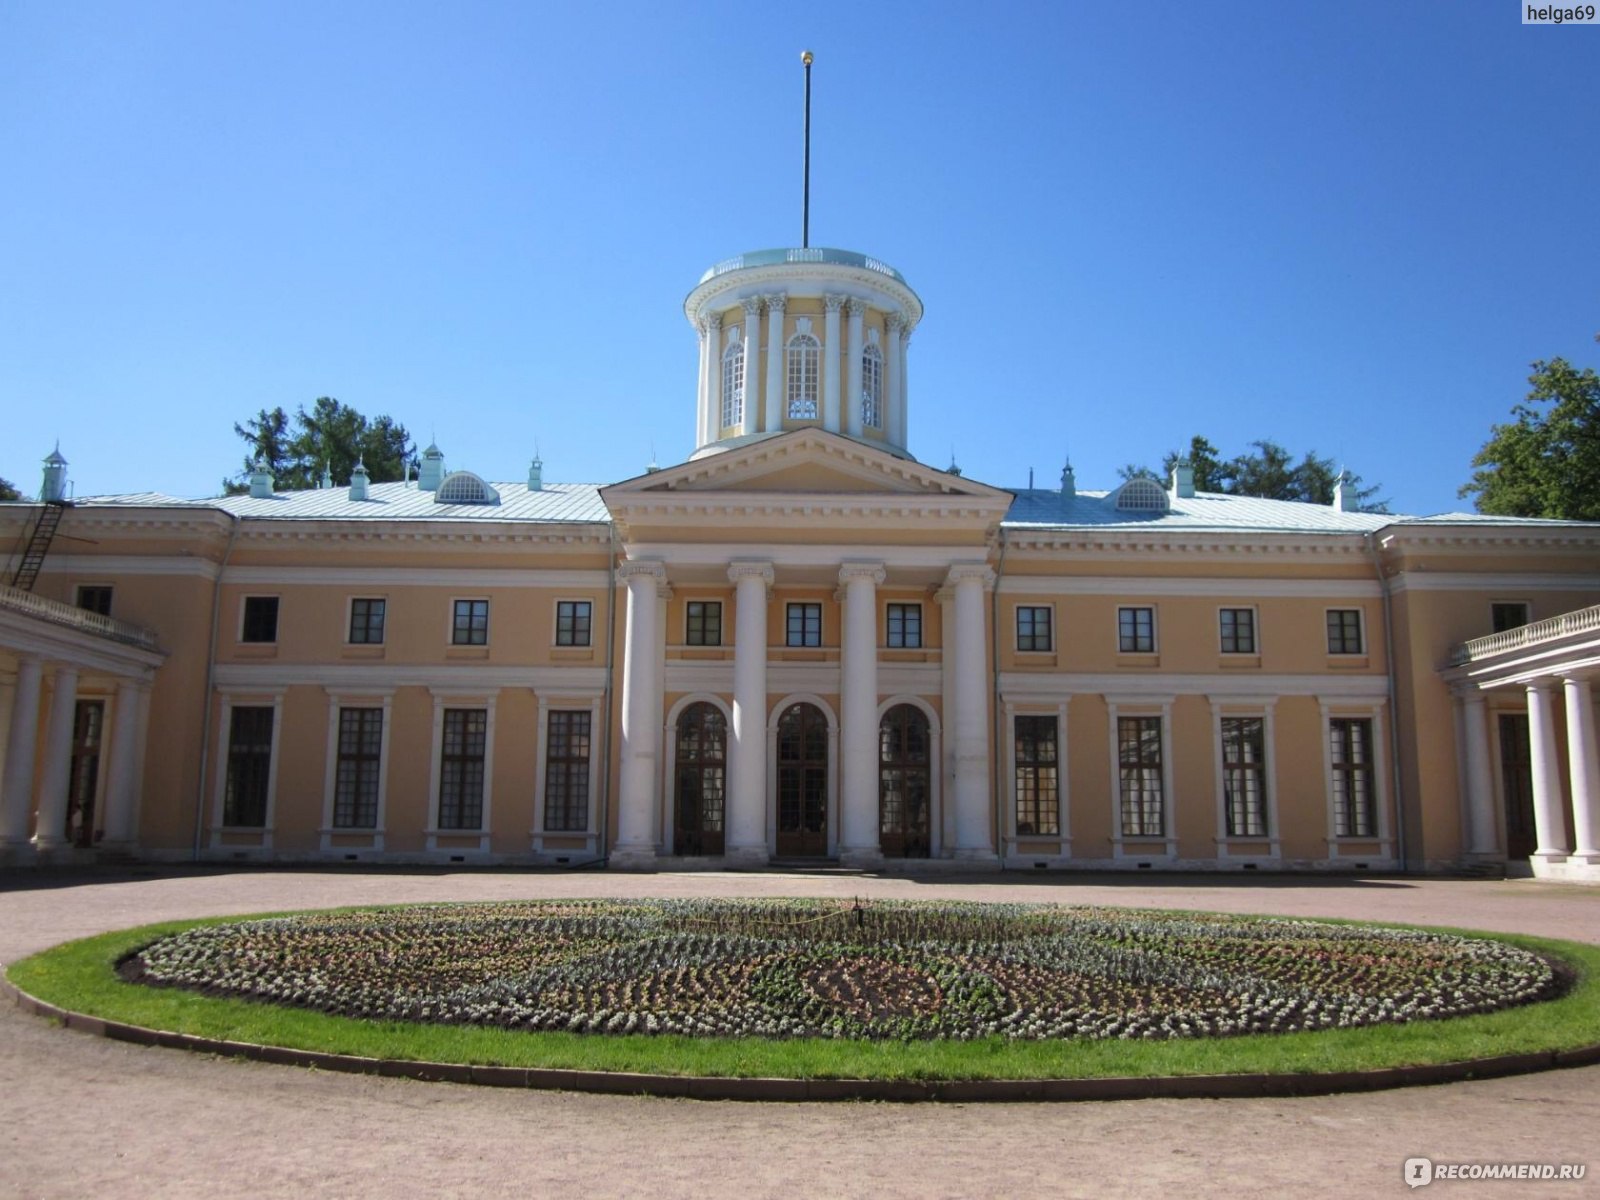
[437,708,487,830]
[1219,608,1256,654]
[1330,717,1376,837]
[1118,715,1165,838]
[333,707,383,828]
[543,710,592,831]
[1118,606,1156,653]
[1016,605,1052,652]
[349,598,386,645]
[223,706,273,827]
[1326,609,1364,655]
[556,600,592,647]
[452,599,489,646]
[242,596,279,643]
[886,603,923,649]
[1014,715,1060,836]
[686,600,722,646]
[1491,602,1530,634]
[75,585,112,616]
[786,602,822,647]
[1221,717,1268,837]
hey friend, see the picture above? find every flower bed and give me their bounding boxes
[124,900,1564,1043]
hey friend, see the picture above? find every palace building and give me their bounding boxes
[2,247,1598,879]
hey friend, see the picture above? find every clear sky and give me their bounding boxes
[3,1,1595,516]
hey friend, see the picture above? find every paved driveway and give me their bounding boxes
[2,868,1596,1199]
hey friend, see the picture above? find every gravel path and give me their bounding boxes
[3,868,1597,1200]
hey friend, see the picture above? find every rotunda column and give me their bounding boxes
[845,300,865,438]
[947,564,997,862]
[705,313,723,442]
[613,561,666,869]
[740,297,763,435]
[763,293,787,432]
[1563,675,1600,862]
[1457,690,1498,856]
[33,666,79,852]
[1527,680,1570,864]
[897,326,912,449]
[822,295,845,434]
[838,562,886,867]
[695,317,710,448]
[0,655,45,849]
[885,314,905,448]
[727,561,773,865]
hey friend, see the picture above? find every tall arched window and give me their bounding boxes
[721,340,744,429]
[786,332,820,419]
[861,344,883,429]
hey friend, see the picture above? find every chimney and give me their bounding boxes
[1171,459,1195,500]
[418,442,445,492]
[1060,459,1076,498]
[40,444,68,502]
[527,457,543,492]
[1334,469,1359,512]
[248,459,275,500]
[349,457,370,502]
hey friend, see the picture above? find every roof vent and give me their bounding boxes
[419,442,445,492]
[528,457,543,492]
[1171,459,1195,500]
[435,471,500,506]
[1334,469,1359,512]
[1060,459,1076,498]
[248,459,275,500]
[349,458,370,502]
[40,443,68,502]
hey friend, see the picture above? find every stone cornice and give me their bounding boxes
[1002,530,1375,559]
[232,523,612,548]
[1378,526,1600,554]
[687,262,923,332]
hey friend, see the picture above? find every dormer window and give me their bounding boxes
[721,340,745,428]
[435,471,500,506]
[861,343,883,429]
[786,330,820,419]
[1113,477,1169,513]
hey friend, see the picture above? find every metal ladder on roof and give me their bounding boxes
[9,501,69,592]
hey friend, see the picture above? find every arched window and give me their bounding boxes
[786,332,820,419]
[1113,477,1169,513]
[674,702,726,856]
[435,471,500,506]
[721,341,745,429]
[879,703,931,858]
[861,344,883,429]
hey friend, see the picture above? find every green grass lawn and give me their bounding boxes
[8,910,1600,1082]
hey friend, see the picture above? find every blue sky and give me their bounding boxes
[3,1,1595,515]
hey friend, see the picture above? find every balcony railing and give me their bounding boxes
[0,583,160,651]
[1448,604,1600,667]
[698,247,908,286]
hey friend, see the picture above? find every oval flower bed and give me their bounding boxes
[121,899,1565,1043]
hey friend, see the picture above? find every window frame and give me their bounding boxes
[1116,713,1167,839]
[1218,606,1257,655]
[541,707,594,833]
[1490,601,1531,634]
[785,601,823,648]
[331,706,385,830]
[1328,715,1378,838]
[435,706,489,832]
[1219,715,1269,837]
[685,599,723,647]
[1325,608,1365,656]
[1015,605,1054,653]
[861,343,883,429]
[347,597,387,646]
[886,602,923,650]
[555,599,593,648]
[1013,713,1061,837]
[721,339,745,429]
[240,595,280,644]
[785,330,821,419]
[451,598,490,646]
[1117,606,1157,654]
[209,691,286,843]
[74,584,113,617]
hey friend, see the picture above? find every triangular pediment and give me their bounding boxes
[602,430,1010,501]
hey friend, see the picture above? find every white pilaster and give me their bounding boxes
[897,326,911,449]
[885,314,904,449]
[822,294,845,434]
[0,655,44,848]
[948,563,997,862]
[727,560,773,864]
[653,575,672,850]
[613,561,666,869]
[705,312,723,440]
[838,561,886,867]
[1563,676,1600,862]
[100,680,143,848]
[740,297,763,436]
[33,666,79,852]
[763,293,787,432]
[845,300,864,438]
[695,317,710,448]
[1527,680,1569,863]
[1459,691,1499,856]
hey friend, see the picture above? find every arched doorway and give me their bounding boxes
[776,702,828,857]
[674,702,726,856]
[879,703,931,858]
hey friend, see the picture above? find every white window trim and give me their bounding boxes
[1208,696,1280,864]
[345,595,388,646]
[1014,603,1055,654]
[448,596,491,647]
[1002,697,1071,861]
[319,688,394,852]
[209,687,286,851]
[238,594,281,644]
[1217,604,1260,656]
[660,692,734,856]
[1324,606,1367,656]
[1106,694,1176,861]
[553,597,595,647]
[425,689,497,853]
[861,343,883,429]
[1319,698,1395,865]
[785,330,821,420]
[531,692,604,855]
[721,338,745,430]
[1117,605,1159,655]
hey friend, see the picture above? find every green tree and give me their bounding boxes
[1460,357,1600,521]
[0,477,20,502]
[224,399,417,495]
[1133,437,1384,509]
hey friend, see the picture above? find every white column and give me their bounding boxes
[613,561,665,869]
[884,314,904,448]
[33,666,79,852]
[763,293,787,432]
[727,561,773,864]
[1563,676,1600,862]
[845,301,864,438]
[694,317,710,448]
[101,679,144,847]
[740,297,763,435]
[1527,680,1569,862]
[653,577,671,850]
[822,294,844,434]
[936,586,957,855]
[1459,691,1499,856]
[705,313,723,442]
[897,326,911,449]
[948,564,996,862]
[838,562,886,866]
[0,655,45,848]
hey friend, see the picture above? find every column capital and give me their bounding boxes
[619,560,667,585]
[727,560,774,587]
[704,311,722,331]
[838,561,886,587]
[1527,678,1560,695]
[887,311,908,334]
[933,586,954,605]
[845,297,867,317]
[823,293,847,313]
[944,563,996,590]
[741,295,764,317]
[764,292,788,313]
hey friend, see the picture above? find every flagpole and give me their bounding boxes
[801,50,813,249]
